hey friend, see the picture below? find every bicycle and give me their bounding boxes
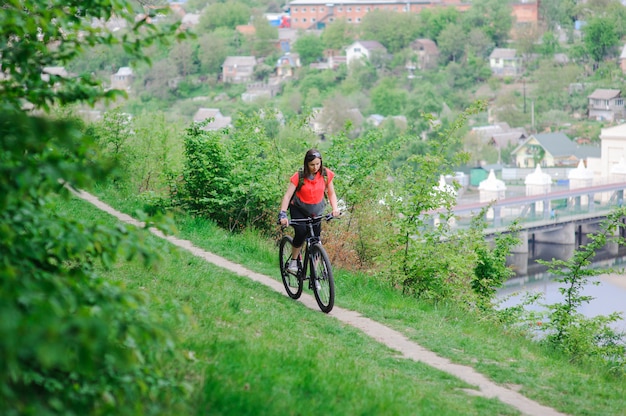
[279,213,336,313]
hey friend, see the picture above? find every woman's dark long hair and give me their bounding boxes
[303,149,323,177]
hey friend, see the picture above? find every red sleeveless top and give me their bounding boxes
[290,168,334,204]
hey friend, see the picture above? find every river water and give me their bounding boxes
[457,185,626,331]
[497,256,626,332]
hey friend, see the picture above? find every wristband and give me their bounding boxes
[278,210,287,220]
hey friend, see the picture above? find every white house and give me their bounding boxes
[345,40,387,66]
[488,48,521,77]
[587,89,625,122]
[222,56,256,83]
[598,123,626,178]
[110,67,134,90]
[192,108,232,131]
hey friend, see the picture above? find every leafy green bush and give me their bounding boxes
[0,107,190,416]
[178,124,234,224]
[536,209,626,372]
[178,112,290,232]
[501,209,626,373]
[472,220,520,309]
[386,210,519,308]
[0,2,191,413]
[326,129,400,266]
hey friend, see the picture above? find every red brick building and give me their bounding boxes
[286,0,538,30]
[512,1,540,24]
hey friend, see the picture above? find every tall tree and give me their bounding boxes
[360,10,422,53]
[575,0,622,21]
[370,78,407,116]
[466,27,494,59]
[318,93,362,135]
[294,33,325,65]
[604,0,626,39]
[462,0,513,46]
[418,7,461,40]
[538,31,560,56]
[198,1,250,31]
[340,60,378,93]
[437,24,466,63]
[141,58,179,100]
[169,40,199,76]
[514,23,542,60]
[197,30,233,75]
[251,12,279,57]
[583,17,619,63]
[0,2,189,414]
[540,0,577,30]
[321,18,357,50]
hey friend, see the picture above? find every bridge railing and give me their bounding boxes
[445,181,626,232]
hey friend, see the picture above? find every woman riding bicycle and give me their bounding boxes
[279,149,340,273]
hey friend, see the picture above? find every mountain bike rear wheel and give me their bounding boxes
[310,243,334,313]
[279,235,303,299]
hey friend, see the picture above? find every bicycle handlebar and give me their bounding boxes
[289,213,336,224]
[277,212,341,227]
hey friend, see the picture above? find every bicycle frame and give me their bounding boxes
[290,215,327,284]
[279,213,336,313]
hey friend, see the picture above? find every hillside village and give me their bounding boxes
[8,3,626,415]
[57,0,626,178]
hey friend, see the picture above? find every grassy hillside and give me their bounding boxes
[58,190,626,415]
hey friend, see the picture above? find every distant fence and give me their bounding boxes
[501,167,572,181]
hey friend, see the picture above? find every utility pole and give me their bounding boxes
[523,78,526,113]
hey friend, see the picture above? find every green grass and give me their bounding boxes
[59,193,626,415]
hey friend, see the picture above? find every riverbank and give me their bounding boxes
[500,270,626,332]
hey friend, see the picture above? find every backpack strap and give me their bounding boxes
[296,168,305,192]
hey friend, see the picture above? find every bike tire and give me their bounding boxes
[310,244,335,313]
[279,235,303,299]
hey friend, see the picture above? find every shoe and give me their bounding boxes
[287,260,298,273]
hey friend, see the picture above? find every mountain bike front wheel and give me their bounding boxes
[310,243,334,313]
[279,235,303,299]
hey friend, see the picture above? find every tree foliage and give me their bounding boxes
[462,0,513,47]
[370,78,407,116]
[198,1,251,31]
[583,17,619,63]
[195,27,240,76]
[321,18,358,50]
[0,1,190,414]
[178,112,290,232]
[418,8,461,40]
[382,101,518,306]
[533,60,583,115]
[179,125,234,222]
[250,12,279,57]
[293,33,325,65]
[171,97,517,310]
[359,10,422,54]
[437,25,466,63]
[540,0,577,30]
[515,209,626,373]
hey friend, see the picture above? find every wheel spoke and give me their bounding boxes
[311,245,334,313]
[279,236,303,299]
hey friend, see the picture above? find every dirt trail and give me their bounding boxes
[75,189,568,416]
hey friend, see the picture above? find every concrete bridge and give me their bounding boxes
[448,182,626,275]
